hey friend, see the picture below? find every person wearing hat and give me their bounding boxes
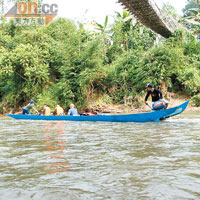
[22,100,39,115]
[145,83,168,110]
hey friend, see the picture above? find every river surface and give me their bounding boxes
[0,112,200,200]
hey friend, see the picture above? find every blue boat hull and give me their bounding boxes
[6,101,189,122]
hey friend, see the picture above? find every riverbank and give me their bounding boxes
[87,102,200,114]
[1,18,200,116]
[1,94,199,115]
[81,94,200,114]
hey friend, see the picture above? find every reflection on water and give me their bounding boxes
[0,112,200,199]
[44,122,70,174]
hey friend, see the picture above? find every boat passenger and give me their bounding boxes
[41,104,51,116]
[22,100,39,115]
[145,83,168,110]
[80,108,98,116]
[68,104,79,116]
[53,105,64,116]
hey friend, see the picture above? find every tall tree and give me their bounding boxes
[182,0,200,34]
[183,0,200,17]
[0,0,5,24]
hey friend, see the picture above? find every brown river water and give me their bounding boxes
[0,112,200,200]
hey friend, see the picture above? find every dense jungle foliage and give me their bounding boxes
[0,1,200,113]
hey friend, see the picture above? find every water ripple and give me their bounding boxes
[0,113,200,200]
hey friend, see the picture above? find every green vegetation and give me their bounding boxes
[0,1,200,113]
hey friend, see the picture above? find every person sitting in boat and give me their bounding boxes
[22,100,39,115]
[68,104,79,116]
[41,104,51,116]
[145,83,168,110]
[53,105,64,116]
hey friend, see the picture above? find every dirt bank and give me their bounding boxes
[84,95,200,114]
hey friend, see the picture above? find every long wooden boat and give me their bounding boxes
[6,100,189,123]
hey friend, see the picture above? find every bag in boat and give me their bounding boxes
[152,100,166,110]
